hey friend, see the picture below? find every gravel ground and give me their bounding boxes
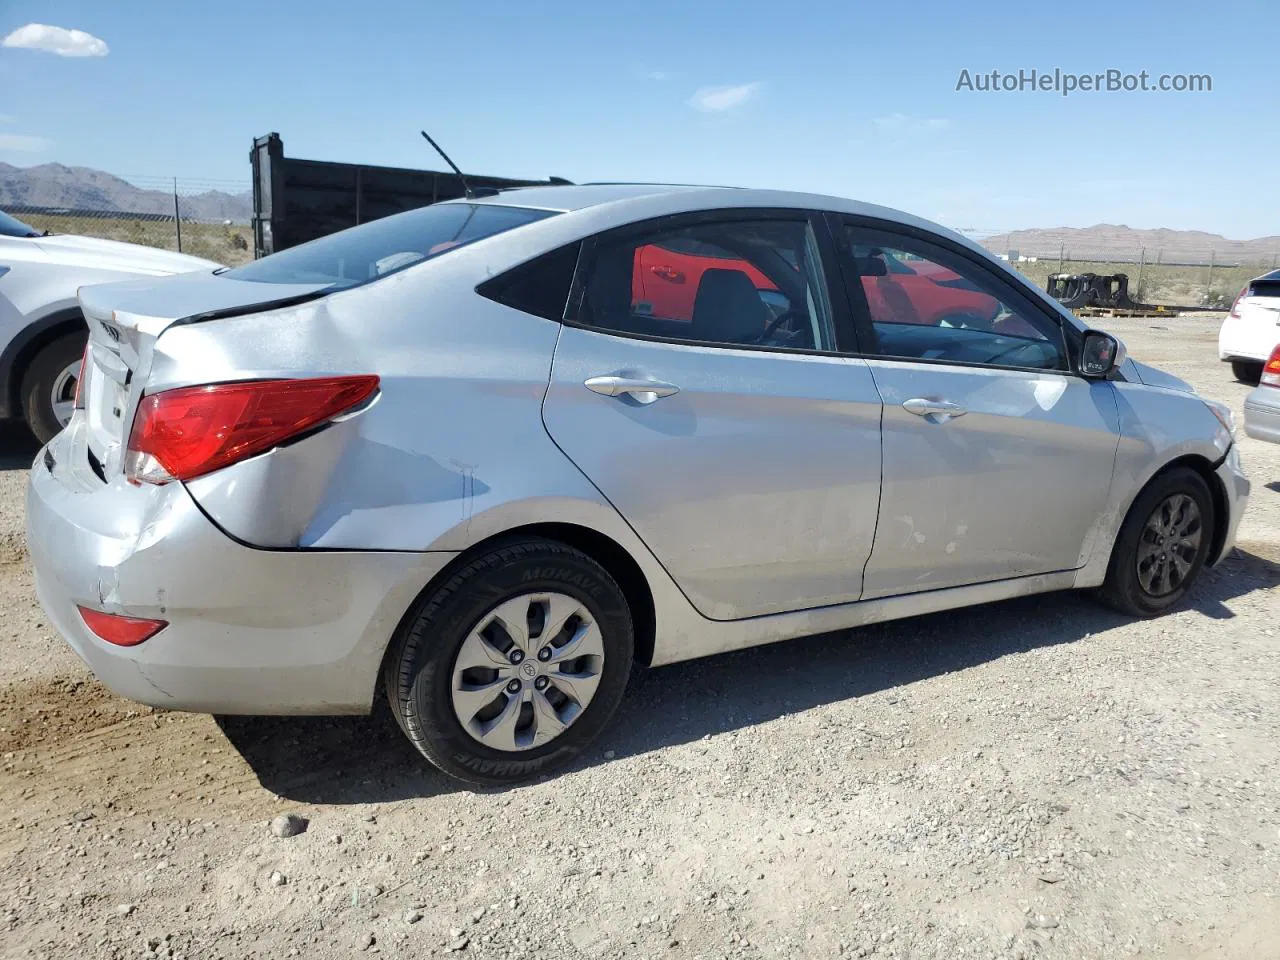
[1,314,1278,960]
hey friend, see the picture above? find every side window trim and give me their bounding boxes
[826,213,1081,376]
[563,208,861,357]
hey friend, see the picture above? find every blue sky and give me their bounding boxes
[0,0,1275,237]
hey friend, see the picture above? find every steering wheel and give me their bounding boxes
[756,307,809,344]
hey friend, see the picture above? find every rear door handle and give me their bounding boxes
[903,397,967,420]
[584,376,680,403]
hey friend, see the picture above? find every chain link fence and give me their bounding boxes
[986,244,1280,308]
[6,176,255,267]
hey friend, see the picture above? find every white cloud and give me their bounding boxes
[0,133,53,152]
[688,82,764,113]
[873,113,950,132]
[1,23,109,57]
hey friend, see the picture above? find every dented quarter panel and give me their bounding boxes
[154,259,568,552]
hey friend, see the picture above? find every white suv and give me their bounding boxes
[0,209,221,442]
[1219,269,1280,383]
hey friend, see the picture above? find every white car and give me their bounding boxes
[0,209,221,442]
[1219,269,1280,383]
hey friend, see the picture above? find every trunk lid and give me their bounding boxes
[1239,293,1280,327]
[76,272,332,478]
[1239,275,1280,326]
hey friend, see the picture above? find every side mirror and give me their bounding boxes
[1080,330,1127,378]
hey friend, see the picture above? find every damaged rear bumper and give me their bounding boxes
[25,427,456,715]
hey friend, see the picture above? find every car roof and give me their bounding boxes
[465,182,983,257]
[463,183,722,212]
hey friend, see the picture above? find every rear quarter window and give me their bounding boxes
[476,243,581,321]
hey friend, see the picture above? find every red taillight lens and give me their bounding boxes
[77,606,167,646]
[1262,345,1280,387]
[73,342,90,410]
[1228,287,1249,318]
[125,375,379,485]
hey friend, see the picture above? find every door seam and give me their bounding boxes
[539,327,718,622]
[858,361,889,602]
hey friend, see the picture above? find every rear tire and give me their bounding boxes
[1231,359,1262,384]
[1098,467,1214,617]
[20,332,86,445]
[383,537,633,786]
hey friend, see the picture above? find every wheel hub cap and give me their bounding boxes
[450,592,605,753]
[1135,493,1203,597]
[50,359,82,429]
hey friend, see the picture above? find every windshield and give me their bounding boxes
[224,202,556,288]
[0,210,39,238]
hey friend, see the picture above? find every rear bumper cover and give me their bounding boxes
[26,435,456,715]
[1244,387,1280,444]
[1218,314,1277,363]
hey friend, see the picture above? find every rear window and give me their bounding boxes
[0,210,39,238]
[224,202,556,288]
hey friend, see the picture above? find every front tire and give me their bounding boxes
[1231,359,1262,384]
[1098,467,1214,617]
[384,538,634,786]
[20,332,86,445]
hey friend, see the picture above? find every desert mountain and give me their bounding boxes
[0,162,252,222]
[981,224,1280,264]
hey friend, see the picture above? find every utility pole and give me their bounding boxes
[1136,247,1146,301]
[1204,250,1215,304]
[173,178,183,253]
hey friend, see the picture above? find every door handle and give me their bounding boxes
[903,397,967,420]
[584,376,680,402]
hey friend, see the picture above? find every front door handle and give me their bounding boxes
[584,376,680,403]
[903,397,967,421]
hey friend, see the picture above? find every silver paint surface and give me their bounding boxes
[26,183,1253,713]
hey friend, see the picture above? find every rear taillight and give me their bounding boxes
[124,375,379,485]
[1228,287,1249,318]
[73,342,90,410]
[1262,345,1280,387]
[77,606,167,646]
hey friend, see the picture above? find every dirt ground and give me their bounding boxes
[1,314,1278,960]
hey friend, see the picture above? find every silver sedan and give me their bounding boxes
[26,184,1250,784]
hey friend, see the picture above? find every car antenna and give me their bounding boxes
[420,130,497,199]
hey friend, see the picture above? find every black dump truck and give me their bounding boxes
[249,132,569,257]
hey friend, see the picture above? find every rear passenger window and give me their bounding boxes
[575,217,837,352]
[477,243,580,321]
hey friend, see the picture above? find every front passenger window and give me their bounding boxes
[844,229,1067,372]
[578,218,837,352]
